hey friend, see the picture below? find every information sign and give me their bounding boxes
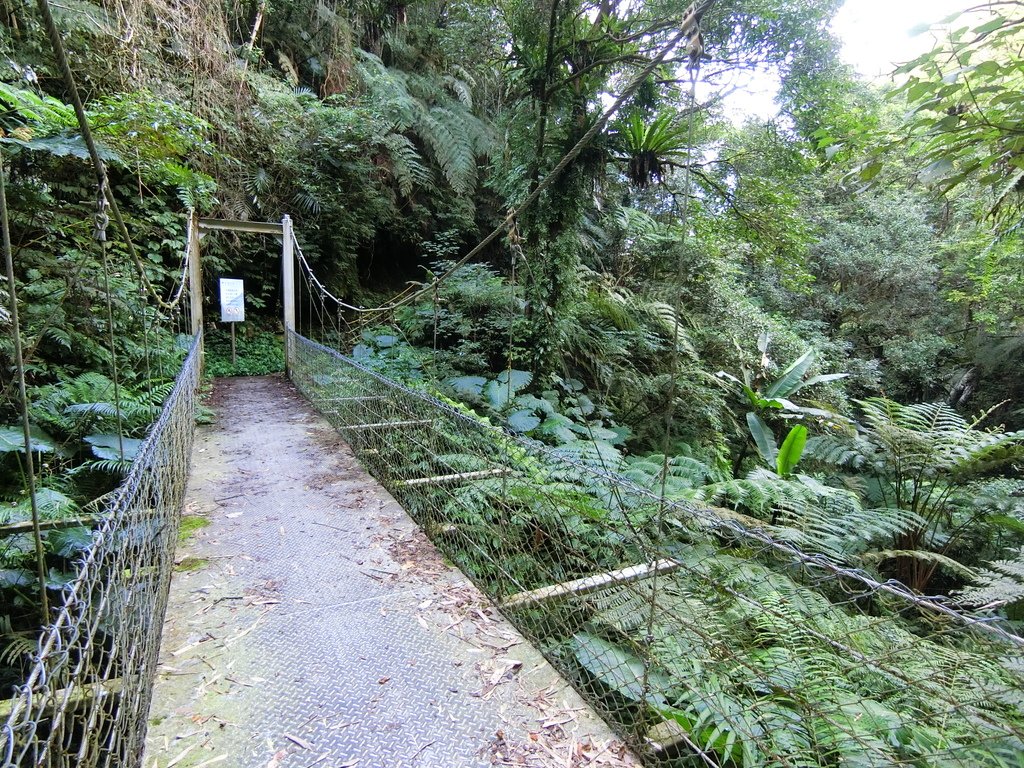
[219,278,245,322]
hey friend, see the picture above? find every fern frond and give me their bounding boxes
[644,302,697,358]
[804,434,869,469]
[857,398,1024,479]
[955,547,1024,608]
[862,549,977,582]
[382,133,431,196]
[417,107,476,195]
[443,74,473,108]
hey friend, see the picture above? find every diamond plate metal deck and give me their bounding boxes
[144,376,638,768]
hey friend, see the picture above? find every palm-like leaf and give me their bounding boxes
[614,109,692,188]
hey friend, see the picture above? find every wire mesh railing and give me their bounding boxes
[291,331,1024,768]
[0,332,202,768]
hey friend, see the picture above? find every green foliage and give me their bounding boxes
[557,542,1024,768]
[205,330,285,377]
[808,398,1024,592]
[716,335,847,475]
[350,328,425,383]
[884,10,1024,226]
[355,51,493,197]
[775,424,807,477]
[613,109,693,188]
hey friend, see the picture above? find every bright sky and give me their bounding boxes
[832,0,973,79]
[722,0,976,120]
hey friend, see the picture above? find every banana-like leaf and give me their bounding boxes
[776,425,808,477]
[765,349,815,398]
[792,372,849,393]
[746,412,778,467]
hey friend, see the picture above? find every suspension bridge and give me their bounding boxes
[1,213,1023,768]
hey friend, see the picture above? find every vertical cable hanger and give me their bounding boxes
[639,3,711,723]
[0,151,49,624]
[95,185,126,462]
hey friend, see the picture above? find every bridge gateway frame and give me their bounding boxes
[187,212,297,367]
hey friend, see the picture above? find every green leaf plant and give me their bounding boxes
[716,332,847,477]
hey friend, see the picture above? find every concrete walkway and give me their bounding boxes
[144,376,639,768]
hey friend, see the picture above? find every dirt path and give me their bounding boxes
[144,375,639,768]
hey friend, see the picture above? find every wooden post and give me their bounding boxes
[187,209,203,337]
[281,214,295,373]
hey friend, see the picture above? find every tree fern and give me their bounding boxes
[419,106,479,195]
[806,398,1024,592]
[956,548,1024,610]
[356,51,493,196]
[381,133,431,196]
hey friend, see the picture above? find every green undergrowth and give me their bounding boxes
[205,329,284,377]
[302,359,1024,768]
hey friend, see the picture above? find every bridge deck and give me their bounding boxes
[144,376,637,768]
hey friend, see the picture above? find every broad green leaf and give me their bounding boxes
[507,410,541,433]
[747,412,778,468]
[764,349,814,398]
[496,369,532,395]
[973,16,1008,35]
[776,425,808,477]
[919,158,955,184]
[569,633,667,705]
[448,375,486,400]
[85,434,143,461]
[0,569,34,588]
[714,370,743,386]
[906,80,936,101]
[483,379,509,410]
[791,373,849,393]
[0,425,57,454]
[988,515,1024,535]
[859,161,883,182]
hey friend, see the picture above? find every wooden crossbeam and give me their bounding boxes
[501,558,682,609]
[345,420,431,431]
[400,468,511,488]
[646,718,689,753]
[0,515,103,539]
[197,218,283,235]
[0,678,122,719]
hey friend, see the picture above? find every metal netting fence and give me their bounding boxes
[1,332,202,768]
[291,332,1024,768]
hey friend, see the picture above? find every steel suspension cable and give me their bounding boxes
[96,197,126,461]
[641,40,706,714]
[0,150,49,624]
[297,1,716,318]
[32,0,186,313]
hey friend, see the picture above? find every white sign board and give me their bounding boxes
[219,278,245,323]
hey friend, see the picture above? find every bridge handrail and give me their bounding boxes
[1,332,203,768]
[291,328,1024,766]
[291,332,1023,647]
